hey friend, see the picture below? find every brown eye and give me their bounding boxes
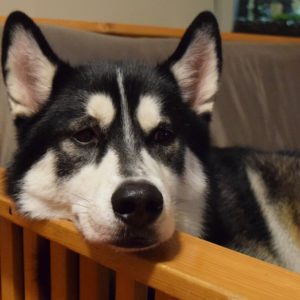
[73,128,96,144]
[152,127,175,145]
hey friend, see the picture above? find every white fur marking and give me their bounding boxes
[9,96,33,117]
[140,148,176,242]
[196,101,214,115]
[136,95,162,133]
[67,149,123,243]
[86,94,115,128]
[247,167,300,272]
[176,149,207,236]
[21,148,124,243]
[6,27,56,117]
[20,151,71,219]
[117,69,134,151]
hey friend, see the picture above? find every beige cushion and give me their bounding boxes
[213,42,300,150]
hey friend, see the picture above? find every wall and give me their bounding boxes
[214,0,237,32]
[0,0,215,29]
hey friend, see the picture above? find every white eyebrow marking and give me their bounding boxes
[117,69,134,151]
[86,94,115,128]
[136,95,162,133]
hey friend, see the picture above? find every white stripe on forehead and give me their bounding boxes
[117,69,134,151]
[137,95,162,133]
[86,94,115,128]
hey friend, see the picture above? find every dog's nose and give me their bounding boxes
[111,181,163,227]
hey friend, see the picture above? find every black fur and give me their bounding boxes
[204,148,273,249]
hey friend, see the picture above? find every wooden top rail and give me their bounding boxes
[1,169,300,299]
[1,15,300,43]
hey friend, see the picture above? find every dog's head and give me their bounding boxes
[2,11,222,249]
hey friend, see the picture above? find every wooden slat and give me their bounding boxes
[0,218,23,300]
[79,256,110,300]
[50,242,78,300]
[156,291,177,300]
[113,272,149,300]
[115,272,135,300]
[115,276,148,300]
[23,230,41,300]
[134,282,148,300]
[1,15,300,42]
[1,169,300,299]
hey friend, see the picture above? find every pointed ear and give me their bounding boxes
[1,11,62,118]
[164,11,222,116]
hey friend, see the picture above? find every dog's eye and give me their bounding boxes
[73,128,96,144]
[152,127,175,145]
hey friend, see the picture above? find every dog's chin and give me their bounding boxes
[82,225,163,252]
[77,216,175,251]
[110,235,159,252]
[109,227,159,252]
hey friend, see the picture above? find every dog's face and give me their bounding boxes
[2,11,221,249]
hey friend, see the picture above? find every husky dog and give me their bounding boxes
[2,11,300,272]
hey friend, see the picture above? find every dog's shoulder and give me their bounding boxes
[210,146,300,221]
[246,149,300,204]
[245,149,300,270]
[206,147,300,271]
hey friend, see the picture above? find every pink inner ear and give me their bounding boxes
[171,30,218,114]
[6,27,57,114]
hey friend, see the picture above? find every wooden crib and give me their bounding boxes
[1,168,300,300]
[1,17,300,300]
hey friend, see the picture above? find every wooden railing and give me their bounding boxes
[1,169,300,300]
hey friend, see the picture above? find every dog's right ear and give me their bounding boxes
[2,11,63,118]
[163,11,222,116]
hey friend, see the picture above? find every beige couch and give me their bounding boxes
[1,23,300,166]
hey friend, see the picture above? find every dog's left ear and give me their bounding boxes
[1,11,63,118]
[164,11,222,115]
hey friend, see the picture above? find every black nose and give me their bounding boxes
[111,181,163,227]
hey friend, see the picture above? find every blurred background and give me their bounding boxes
[1,0,300,35]
[0,0,232,32]
[235,0,300,36]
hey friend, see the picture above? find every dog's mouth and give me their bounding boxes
[110,227,158,250]
[74,212,162,250]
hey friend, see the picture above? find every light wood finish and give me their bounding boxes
[0,218,23,300]
[1,170,300,299]
[79,256,110,300]
[221,32,300,43]
[1,15,300,43]
[50,242,78,300]
[115,273,148,300]
[23,230,42,300]
[0,15,183,38]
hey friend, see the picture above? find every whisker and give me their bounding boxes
[69,192,92,203]
[73,203,89,209]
